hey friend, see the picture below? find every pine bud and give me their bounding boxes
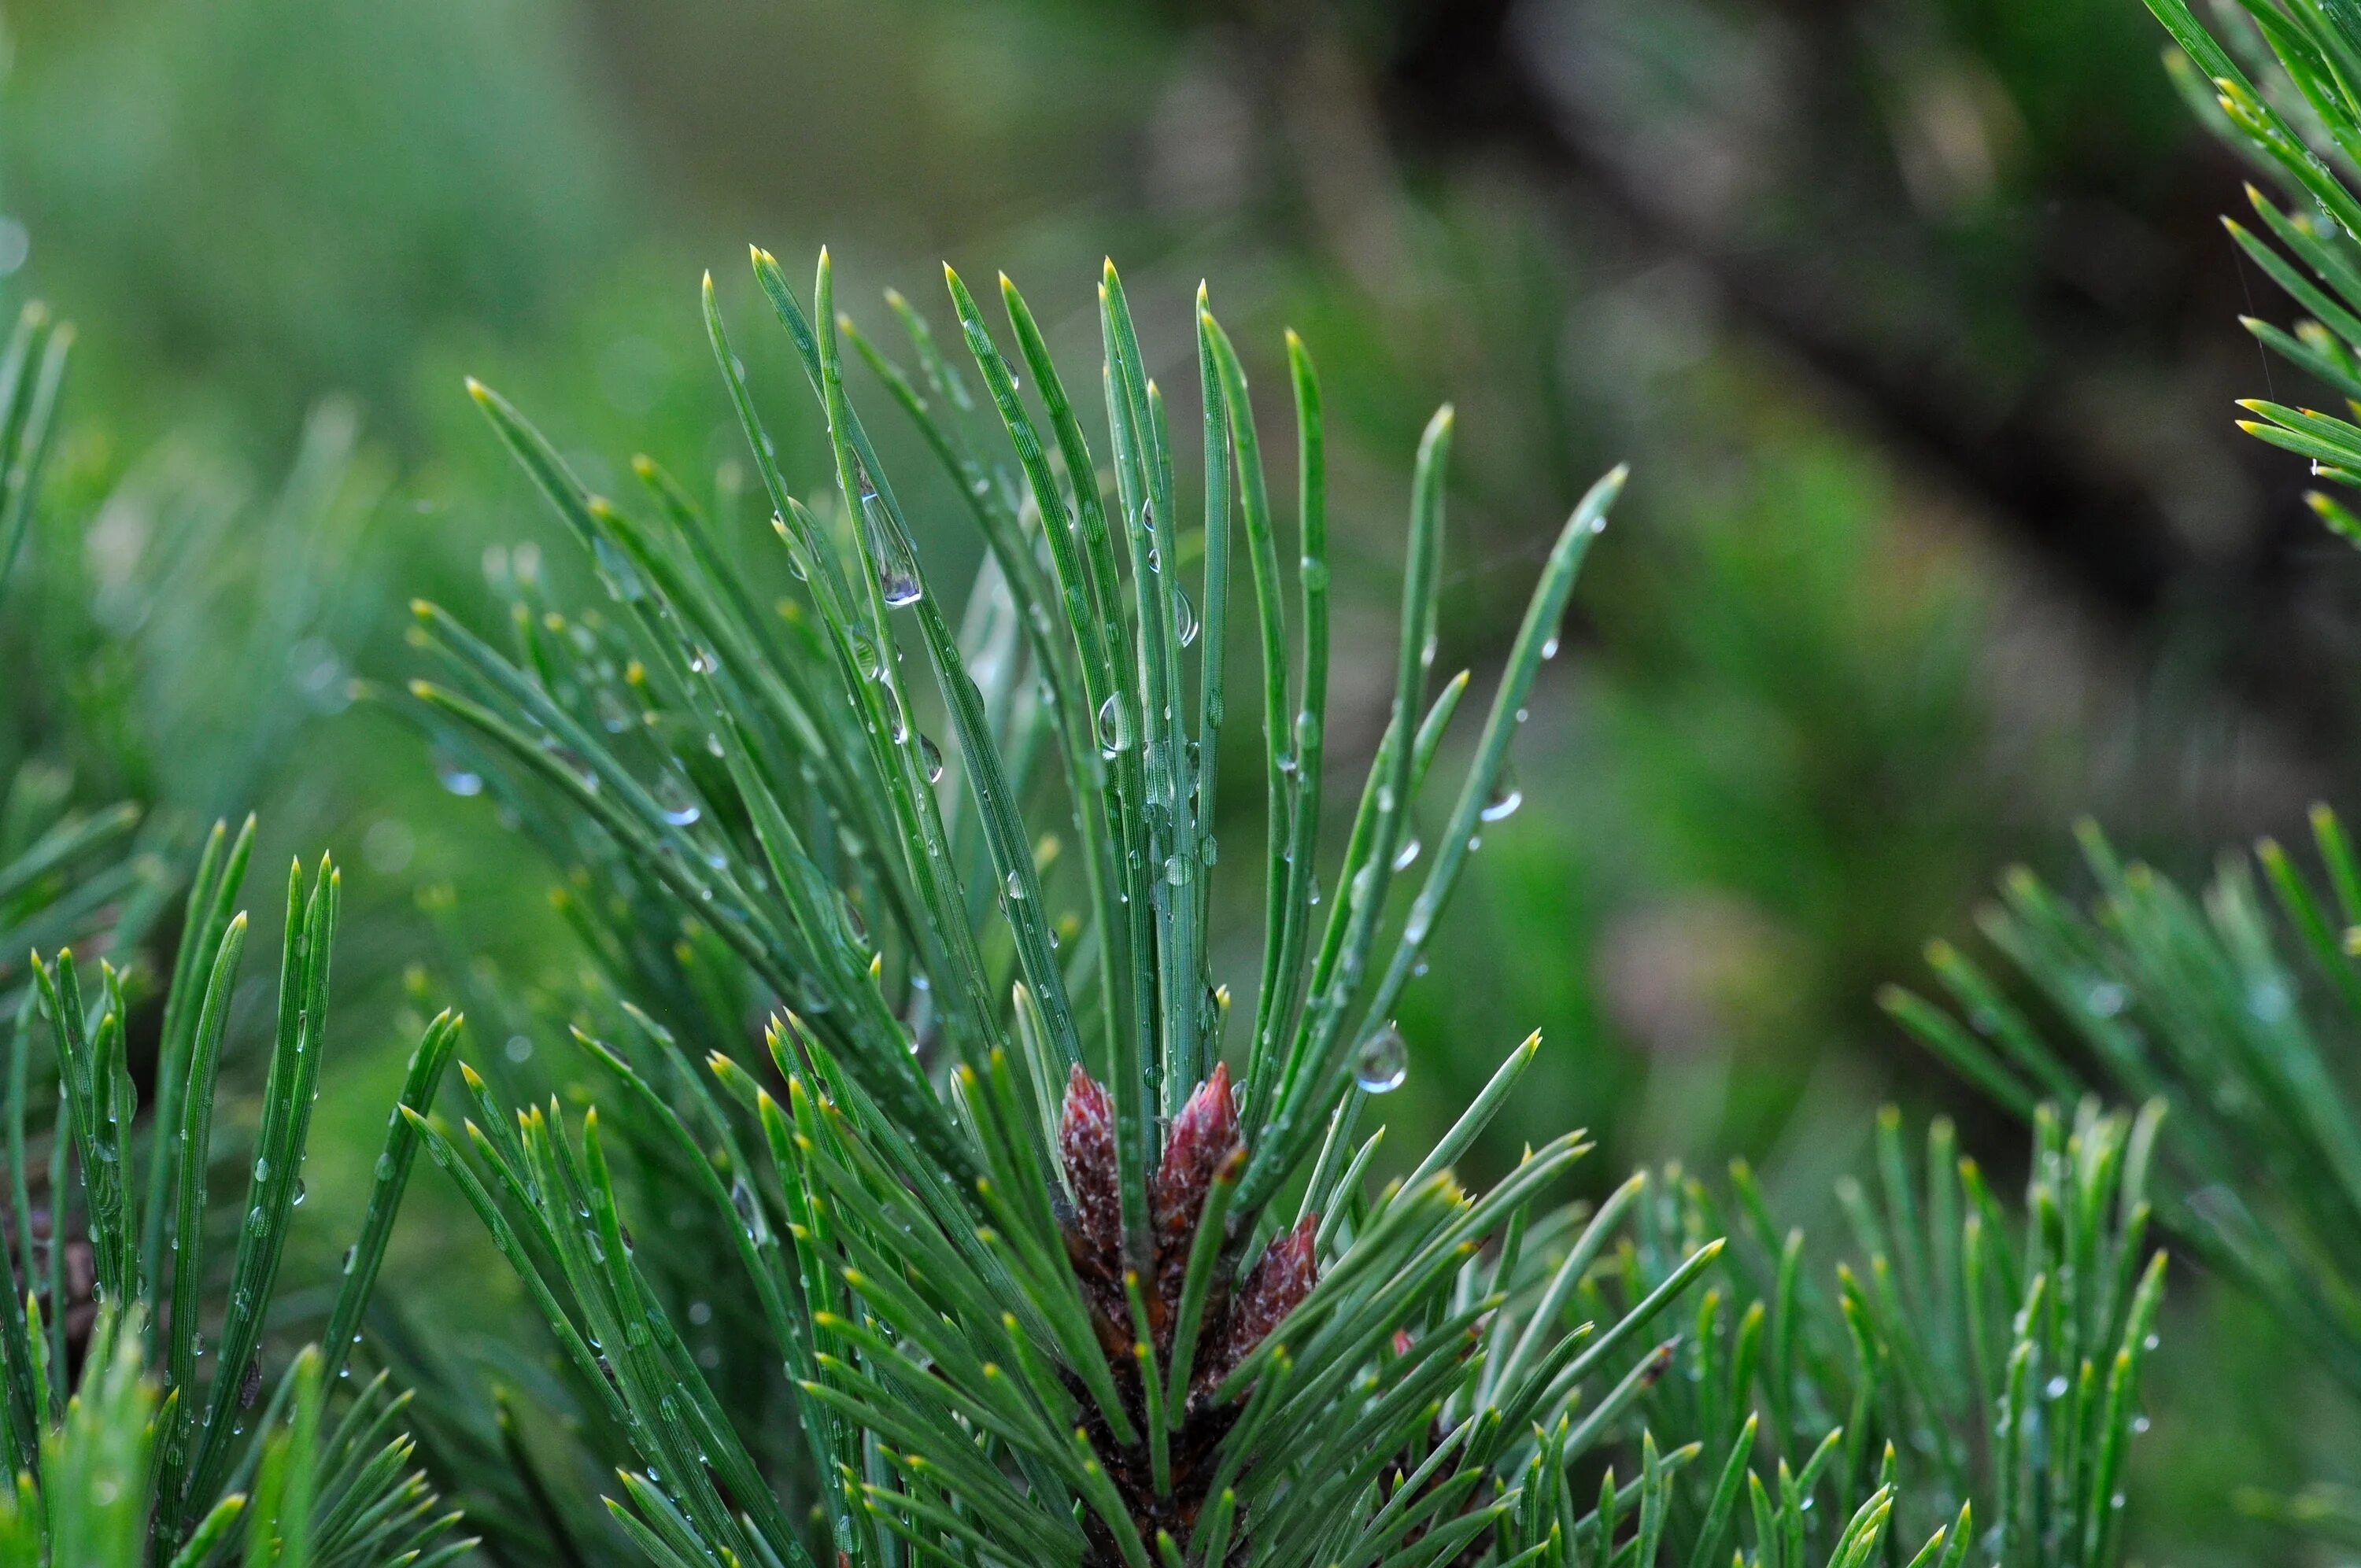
[1153,1061,1239,1261]
[1214,1213,1317,1384]
[1058,1064,1121,1268]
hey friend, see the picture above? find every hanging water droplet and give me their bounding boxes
[292,1178,307,1208]
[851,632,882,681]
[1480,776,1523,823]
[341,1245,357,1275]
[688,646,720,676]
[593,536,647,602]
[880,683,909,743]
[1096,692,1132,756]
[774,515,808,580]
[543,740,600,793]
[1173,585,1198,647]
[1540,633,1561,660]
[253,1157,271,1183]
[919,733,945,784]
[730,1176,760,1238]
[433,749,485,798]
[652,771,703,827]
[857,477,923,607]
[1354,1025,1408,1094]
[1392,837,1421,873]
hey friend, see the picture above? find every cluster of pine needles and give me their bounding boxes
[9,0,2361,1561]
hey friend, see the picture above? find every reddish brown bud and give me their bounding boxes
[1220,1213,1317,1374]
[1058,1065,1121,1267]
[1153,1062,1239,1255]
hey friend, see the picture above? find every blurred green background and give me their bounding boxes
[0,0,2349,1559]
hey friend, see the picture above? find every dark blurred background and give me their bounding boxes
[0,0,2346,1555]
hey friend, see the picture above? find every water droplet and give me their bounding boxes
[1164,854,1192,886]
[341,1245,357,1275]
[1354,1025,1408,1094]
[1391,837,1421,873]
[2086,981,2127,1017]
[653,770,702,827]
[253,1157,270,1183]
[1540,633,1560,661]
[292,1178,306,1207]
[851,632,882,681]
[2044,1374,2070,1400]
[1006,869,1028,901]
[543,740,600,794]
[433,749,485,798]
[1174,585,1198,647]
[919,733,945,784]
[1480,773,1523,822]
[857,474,923,607]
[594,537,647,602]
[688,646,720,676]
[881,683,909,743]
[375,1153,397,1181]
[1097,692,1132,756]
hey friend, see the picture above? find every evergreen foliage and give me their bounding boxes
[1850,0,2361,1540]
[0,296,467,1566]
[394,240,2176,1568]
[1638,1104,2164,1568]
